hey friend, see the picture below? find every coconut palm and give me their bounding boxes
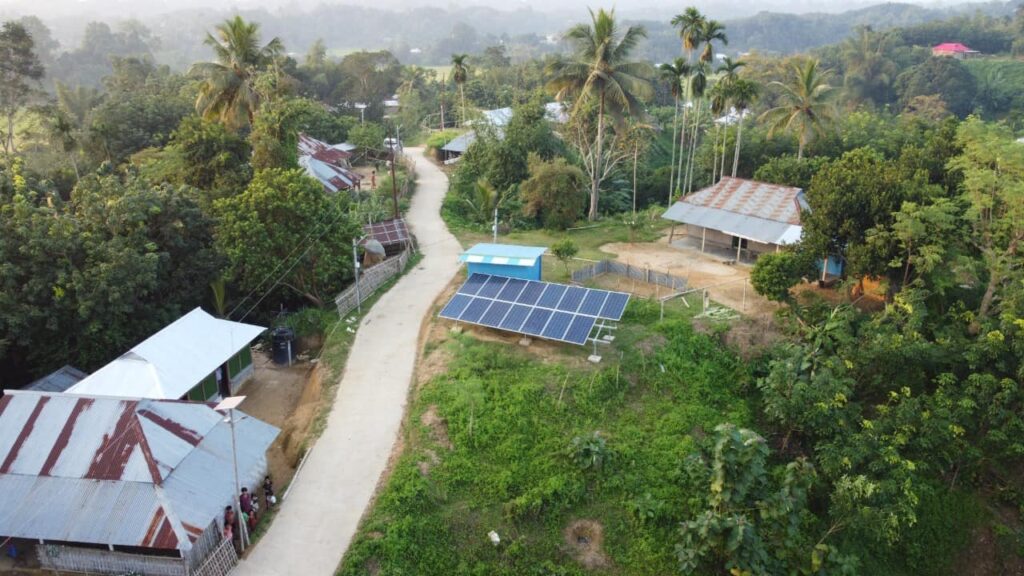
[547,8,653,220]
[451,54,470,126]
[190,16,283,131]
[714,57,744,178]
[840,25,896,106]
[682,60,709,194]
[729,78,760,177]
[699,19,728,63]
[707,81,728,182]
[659,58,689,205]
[671,7,705,61]
[759,59,837,159]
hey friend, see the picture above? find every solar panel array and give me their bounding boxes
[362,218,410,247]
[439,274,630,345]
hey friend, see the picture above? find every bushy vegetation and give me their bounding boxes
[340,302,752,575]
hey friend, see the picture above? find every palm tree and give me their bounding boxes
[715,57,744,179]
[659,58,688,205]
[759,59,838,159]
[707,81,728,182]
[547,8,653,220]
[671,7,705,61]
[729,78,760,177]
[840,26,895,106]
[189,16,283,131]
[699,19,728,63]
[683,60,709,194]
[451,54,470,126]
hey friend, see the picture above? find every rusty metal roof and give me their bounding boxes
[362,218,410,248]
[298,132,352,166]
[0,391,278,551]
[682,177,805,225]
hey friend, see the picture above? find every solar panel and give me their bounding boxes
[362,218,410,247]
[600,293,629,320]
[460,298,492,323]
[542,312,573,340]
[499,304,531,332]
[497,278,527,302]
[440,274,631,346]
[565,315,598,345]
[481,301,512,327]
[522,308,553,336]
[459,274,489,296]
[516,281,545,305]
[477,276,509,298]
[439,294,472,319]
[557,286,587,313]
[537,284,567,308]
[579,290,608,316]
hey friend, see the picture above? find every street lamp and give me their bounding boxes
[354,103,367,123]
[215,396,248,552]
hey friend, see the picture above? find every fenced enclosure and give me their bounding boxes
[571,259,689,292]
[335,247,412,317]
[35,531,237,576]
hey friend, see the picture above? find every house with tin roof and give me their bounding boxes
[931,42,980,59]
[662,177,807,262]
[66,308,265,402]
[297,133,363,193]
[0,390,278,575]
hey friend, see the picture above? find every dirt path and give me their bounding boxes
[234,148,461,576]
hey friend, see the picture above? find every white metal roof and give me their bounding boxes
[664,202,803,245]
[67,308,265,400]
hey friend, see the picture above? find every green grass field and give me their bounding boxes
[338,297,751,575]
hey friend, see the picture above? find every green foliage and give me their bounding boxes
[0,166,222,384]
[520,154,586,230]
[754,154,829,189]
[340,317,751,575]
[348,121,385,154]
[550,239,579,275]
[677,424,855,576]
[215,168,359,309]
[163,116,252,201]
[0,20,44,156]
[750,250,811,302]
[425,129,462,152]
[896,57,977,118]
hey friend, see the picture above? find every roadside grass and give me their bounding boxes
[338,298,752,575]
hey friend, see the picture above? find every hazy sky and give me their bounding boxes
[0,0,968,20]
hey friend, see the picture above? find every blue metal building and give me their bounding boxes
[459,243,547,281]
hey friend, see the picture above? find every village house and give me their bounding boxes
[297,132,362,193]
[931,42,980,59]
[0,390,278,576]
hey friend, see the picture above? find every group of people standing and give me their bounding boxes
[223,475,276,550]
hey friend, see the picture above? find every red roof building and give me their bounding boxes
[932,43,979,58]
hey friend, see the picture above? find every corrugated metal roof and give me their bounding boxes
[441,131,477,154]
[299,155,362,193]
[24,365,88,393]
[66,308,265,400]
[298,133,352,166]
[663,202,803,245]
[362,218,409,247]
[0,391,278,551]
[459,243,547,267]
[678,177,805,225]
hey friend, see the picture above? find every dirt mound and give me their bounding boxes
[564,519,611,570]
[420,404,453,449]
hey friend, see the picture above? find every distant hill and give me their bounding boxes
[637,1,1021,61]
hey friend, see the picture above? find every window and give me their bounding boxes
[731,236,749,249]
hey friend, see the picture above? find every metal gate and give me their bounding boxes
[190,538,237,576]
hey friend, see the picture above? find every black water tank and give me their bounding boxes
[271,327,295,365]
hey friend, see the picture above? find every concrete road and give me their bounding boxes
[234,148,461,576]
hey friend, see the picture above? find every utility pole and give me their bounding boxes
[353,238,362,314]
[389,126,400,220]
[492,207,498,243]
[440,74,447,130]
[215,397,248,553]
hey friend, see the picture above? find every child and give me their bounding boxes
[263,475,276,508]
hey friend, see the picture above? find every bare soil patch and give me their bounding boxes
[564,519,611,570]
[599,240,777,317]
[420,404,453,449]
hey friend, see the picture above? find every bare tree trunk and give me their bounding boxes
[676,102,689,196]
[3,112,14,156]
[459,83,466,126]
[732,115,744,177]
[719,124,728,181]
[684,100,702,194]
[667,98,679,206]
[632,139,638,216]
[590,90,605,221]
[710,123,720,183]
[798,138,805,160]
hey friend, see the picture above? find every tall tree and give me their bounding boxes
[190,16,283,131]
[547,8,652,220]
[682,61,708,194]
[840,25,896,106]
[759,59,837,160]
[659,58,688,205]
[451,53,470,126]
[305,38,327,69]
[0,21,44,156]
[698,18,727,63]
[729,78,760,177]
[671,7,705,62]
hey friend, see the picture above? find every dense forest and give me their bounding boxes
[2,2,1024,573]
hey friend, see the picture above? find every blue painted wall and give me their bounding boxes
[468,259,543,281]
[816,256,844,277]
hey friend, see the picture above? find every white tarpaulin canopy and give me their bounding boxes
[67,308,266,400]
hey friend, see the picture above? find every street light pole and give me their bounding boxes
[353,238,362,314]
[215,396,248,553]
